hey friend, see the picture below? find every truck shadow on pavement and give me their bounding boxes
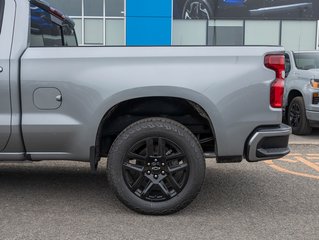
[0,161,317,216]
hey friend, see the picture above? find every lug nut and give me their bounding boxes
[147,171,151,175]
[154,159,158,162]
[147,163,151,166]
[161,171,165,175]
[161,163,165,166]
[154,175,158,179]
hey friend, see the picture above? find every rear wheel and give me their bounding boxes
[288,97,312,135]
[107,118,205,215]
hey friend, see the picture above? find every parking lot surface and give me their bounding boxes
[0,144,318,240]
[290,130,319,145]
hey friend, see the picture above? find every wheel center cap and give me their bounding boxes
[152,166,161,171]
[150,161,161,173]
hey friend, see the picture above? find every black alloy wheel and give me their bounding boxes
[107,118,206,215]
[288,97,312,135]
[122,137,189,202]
[289,101,301,128]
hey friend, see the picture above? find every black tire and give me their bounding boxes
[182,0,214,19]
[288,97,312,135]
[107,118,205,215]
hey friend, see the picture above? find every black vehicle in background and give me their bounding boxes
[173,0,317,20]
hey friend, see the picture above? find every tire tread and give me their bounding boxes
[107,117,205,215]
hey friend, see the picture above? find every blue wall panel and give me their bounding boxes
[126,17,171,46]
[126,0,172,17]
[126,0,172,46]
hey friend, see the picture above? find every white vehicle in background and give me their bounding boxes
[284,51,319,135]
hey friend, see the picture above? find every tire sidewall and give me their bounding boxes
[288,97,311,135]
[107,119,205,214]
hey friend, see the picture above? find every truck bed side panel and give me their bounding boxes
[20,46,283,160]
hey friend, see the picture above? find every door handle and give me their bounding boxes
[0,67,3,72]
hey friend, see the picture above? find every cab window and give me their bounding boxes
[30,3,78,47]
[30,3,63,47]
[0,0,4,34]
[63,25,77,47]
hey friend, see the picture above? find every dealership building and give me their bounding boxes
[45,0,319,51]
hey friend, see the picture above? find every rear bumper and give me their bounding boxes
[246,124,291,162]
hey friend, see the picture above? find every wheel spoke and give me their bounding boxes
[168,163,188,173]
[141,181,154,197]
[146,138,154,156]
[158,181,171,198]
[166,152,185,161]
[131,174,145,191]
[158,138,165,157]
[123,162,144,173]
[127,152,146,161]
[166,175,182,192]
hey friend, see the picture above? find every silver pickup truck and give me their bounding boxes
[0,0,291,215]
[284,51,319,135]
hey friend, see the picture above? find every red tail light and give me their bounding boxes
[265,54,285,108]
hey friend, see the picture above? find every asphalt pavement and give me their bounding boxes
[290,129,319,145]
[0,140,318,240]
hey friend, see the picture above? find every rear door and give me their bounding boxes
[0,0,15,151]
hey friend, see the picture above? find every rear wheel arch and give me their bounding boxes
[95,97,217,159]
[288,90,303,104]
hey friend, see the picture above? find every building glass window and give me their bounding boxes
[84,19,104,44]
[208,20,244,46]
[84,0,103,16]
[45,0,82,16]
[281,21,317,51]
[172,20,207,46]
[105,19,125,45]
[245,20,280,46]
[106,0,124,17]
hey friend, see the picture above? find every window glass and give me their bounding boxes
[84,0,103,16]
[105,19,125,45]
[106,0,124,17]
[30,4,63,47]
[294,52,319,70]
[63,25,78,46]
[172,20,207,46]
[72,18,82,45]
[84,19,103,44]
[281,21,317,51]
[285,54,291,77]
[0,0,4,34]
[45,0,82,16]
[208,20,244,46]
[245,20,280,46]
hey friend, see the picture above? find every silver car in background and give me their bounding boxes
[284,51,319,135]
